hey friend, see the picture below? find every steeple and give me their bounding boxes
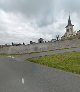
[65,14,74,28]
[61,12,76,40]
[68,15,72,26]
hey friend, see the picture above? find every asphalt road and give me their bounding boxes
[0,56,80,92]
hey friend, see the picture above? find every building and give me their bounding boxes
[51,39,56,42]
[61,15,76,40]
[76,30,80,39]
[77,30,80,34]
[30,41,36,44]
[12,42,21,46]
[38,38,44,43]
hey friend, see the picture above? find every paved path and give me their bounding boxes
[15,47,80,61]
[0,56,80,92]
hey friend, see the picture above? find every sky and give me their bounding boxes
[0,0,80,44]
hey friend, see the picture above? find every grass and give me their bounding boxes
[0,52,41,56]
[28,52,41,54]
[55,48,69,50]
[0,53,23,56]
[0,47,77,56]
[27,52,80,74]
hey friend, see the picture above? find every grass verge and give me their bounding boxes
[0,53,22,56]
[27,52,80,74]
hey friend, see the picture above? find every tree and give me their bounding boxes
[56,35,59,41]
[23,42,25,45]
[12,42,14,46]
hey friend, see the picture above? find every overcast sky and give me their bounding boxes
[0,0,80,44]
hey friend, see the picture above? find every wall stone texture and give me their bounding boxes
[0,39,80,54]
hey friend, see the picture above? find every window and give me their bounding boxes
[67,29,69,32]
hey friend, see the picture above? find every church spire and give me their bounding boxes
[65,14,74,28]
[68,14,71,25]
[69,11,71,20]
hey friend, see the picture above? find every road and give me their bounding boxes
[0,56,80,92]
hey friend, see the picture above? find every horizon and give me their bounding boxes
[0,0,80,44]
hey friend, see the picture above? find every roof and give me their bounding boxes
[65,15,74,28]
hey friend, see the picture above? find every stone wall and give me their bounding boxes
[0,39,80,54]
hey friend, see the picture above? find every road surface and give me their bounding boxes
[0,56,80,92]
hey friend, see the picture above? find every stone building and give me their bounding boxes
[38,38,44,43]
[51,39,56,42]
[61,15,76,40]
[76,30,80,39]
[30,41,36,44]
[77,30,80,34]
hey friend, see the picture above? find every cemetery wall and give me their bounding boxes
[0,39,80,54]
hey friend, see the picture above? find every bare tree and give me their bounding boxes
[56,35,59,41]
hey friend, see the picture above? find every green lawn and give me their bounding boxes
[27,52,80,74]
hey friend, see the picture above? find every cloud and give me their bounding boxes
[0,9,40,44]
[0,0,54,27]
[0,9,68,44]
[0,0,80,44]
